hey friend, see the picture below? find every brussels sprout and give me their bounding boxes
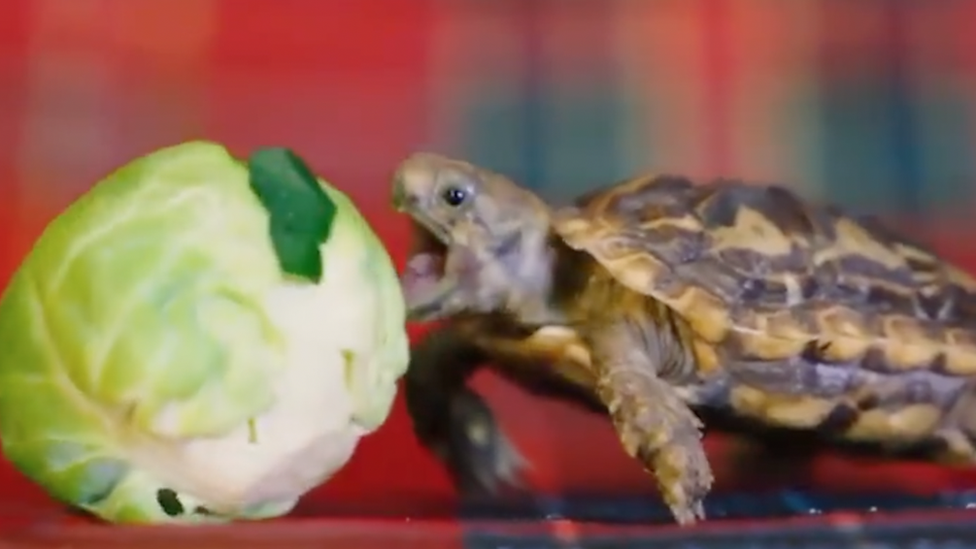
[0,142,409,524]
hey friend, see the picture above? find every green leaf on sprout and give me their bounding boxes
[248,148,337,282]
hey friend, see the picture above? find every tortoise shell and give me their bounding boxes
[552,175,976,447]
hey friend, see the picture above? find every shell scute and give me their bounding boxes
[728,385,839,428]
[816,337,872,364]
[732,330,807,363]
[943,328,976,375]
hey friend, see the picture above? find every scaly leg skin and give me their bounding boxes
[587,320,713,525]
[930,380,976,467]
[404,325,530,496]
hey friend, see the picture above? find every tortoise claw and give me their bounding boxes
[632,420,712,525]
[600,369,714,525]
[446,390,533,497]
[658,445,711,525]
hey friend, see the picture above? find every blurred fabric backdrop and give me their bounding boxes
[2,0,976,522]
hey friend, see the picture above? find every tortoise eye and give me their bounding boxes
[440,186,467,207]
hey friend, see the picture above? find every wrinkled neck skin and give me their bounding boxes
[451,214,567,327]
[498,229,566,326]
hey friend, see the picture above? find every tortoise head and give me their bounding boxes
[392,153,554,322]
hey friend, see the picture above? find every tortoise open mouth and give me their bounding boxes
[401,219,448,306]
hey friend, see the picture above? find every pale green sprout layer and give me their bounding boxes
[0,142,409,523]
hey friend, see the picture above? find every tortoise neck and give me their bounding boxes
[496,229,563,326]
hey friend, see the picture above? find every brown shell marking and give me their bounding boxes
[553,175,976,377]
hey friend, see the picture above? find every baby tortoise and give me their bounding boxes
[393,153,976,525]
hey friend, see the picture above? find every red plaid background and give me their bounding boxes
[3,0,976,544]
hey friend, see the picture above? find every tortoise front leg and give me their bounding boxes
[585,318,714,525]
[405,325,530,496]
